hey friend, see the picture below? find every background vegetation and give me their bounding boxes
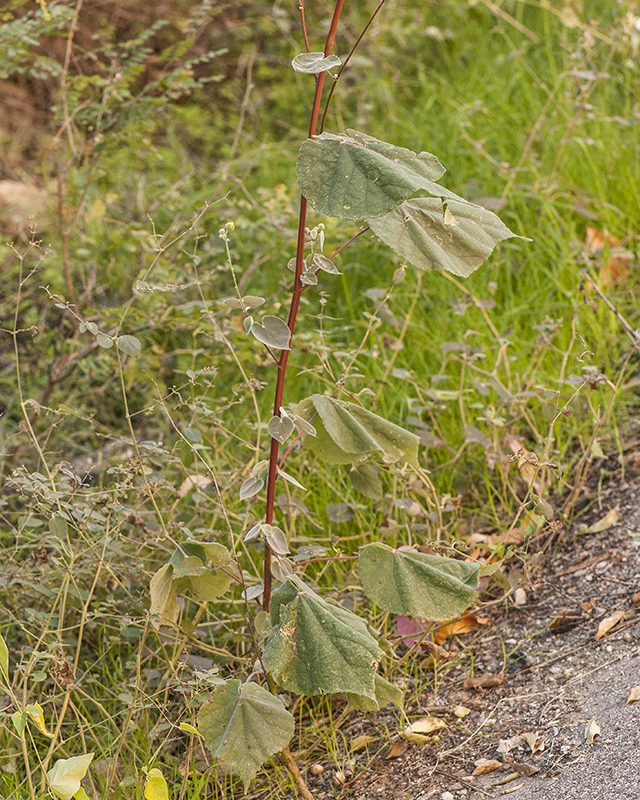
[1,0,639,797]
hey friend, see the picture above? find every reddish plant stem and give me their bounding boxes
[263,0,346,612]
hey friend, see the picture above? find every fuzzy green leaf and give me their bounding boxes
[347,673,402,711]
[262,576,382,699]
[295,395,419,465]
[349,464,383,500]
[297,130,446,220]
[358,543,480,621]
[291,52,341,74]
[149,564,179,626]
[368,197,520,278]
[250,315,291,350]
[116,334,142,358]
[197,680,294,790]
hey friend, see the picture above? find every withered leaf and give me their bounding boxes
[595,609,626,640]
[472,759,502,775]
[453,705,471,719]
[385,739,408,759]
[521,732,545,754]
[626,686,640,704]
[585,716,600,745]
[550,613,583,634]
[512,762,540,776]
[464,673,504,690]
[501,782,525,795]
[351,735,380,752]
[491,771,520,786]
[403,717,448,736]
[585,507,619,534]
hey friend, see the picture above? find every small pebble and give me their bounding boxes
[441,793,454,800]
[310,764,323,776]
[334,771,346,786]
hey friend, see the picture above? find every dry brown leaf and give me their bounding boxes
[550,612,583,634]
[595,609,626,640]
[585,716,600,745]
[491,771,520,786]
[498,735,524,755]
[472,759,502,775]
[521,732,545,754]
[464,674,504,690]
[453,705,471,719]
[404,717,447,736]
[512,763,540,776]
[404,732,433,745]
[385,739,408,759]
[433,615,481,643]
[423,640,451,661]
[627,686,640,704]
[501,782,525,795]
[630,592,640,606]
[586,508,619,534]
[350,735,379,752]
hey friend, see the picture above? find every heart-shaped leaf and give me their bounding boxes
[291,52,341,74]
[144,768,169,800]
[250,316,291,350]
[368,197,520,278]
[46,753,94,800]
[297,130,446,220]
[197,680,295,790]
[239,476,264,500]
[358,543,479,621]
[262,524,289,555]
[267,415,295,444]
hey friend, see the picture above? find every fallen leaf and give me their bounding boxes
[630,592,640,606]
[385,739,408,759]
[521,732,545,754]
[404,717,448,736]
[472,759,502,775]
[433,615,481,643]
[585,716,600,745]
[512,762,540,776]
[453,705,471,719]
[585,508,619,534]
[464,674,504,690]
[404,732,433,745]
[501,782,525,795]
[498,734,524,754]
[351,735,380,752]
[595,609,626,640]
[627,686,640,704]
[550,612,583,634]
[491,772,520,786]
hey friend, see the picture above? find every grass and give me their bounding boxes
[1,0,639,797]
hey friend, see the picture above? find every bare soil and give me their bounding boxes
[304,477,640,800]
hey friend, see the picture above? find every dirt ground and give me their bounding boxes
[302,475,640,800]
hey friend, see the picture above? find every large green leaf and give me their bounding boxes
[349,464,383,500]
[262,576,382,700]
[197,680,294,790]
[295,395,419,465]
[358,543,480,621]
[368,197,520,278]
[347,673,402,711]
[46,753,94,800]
[297,130,447,220]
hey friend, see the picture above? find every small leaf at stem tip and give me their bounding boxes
[116,334,142,358]
[291,52,341,74]
[250,315,291,349]
[268,414,295,444]
[312,254,341,274]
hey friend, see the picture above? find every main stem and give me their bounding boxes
[263,0,345,612]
